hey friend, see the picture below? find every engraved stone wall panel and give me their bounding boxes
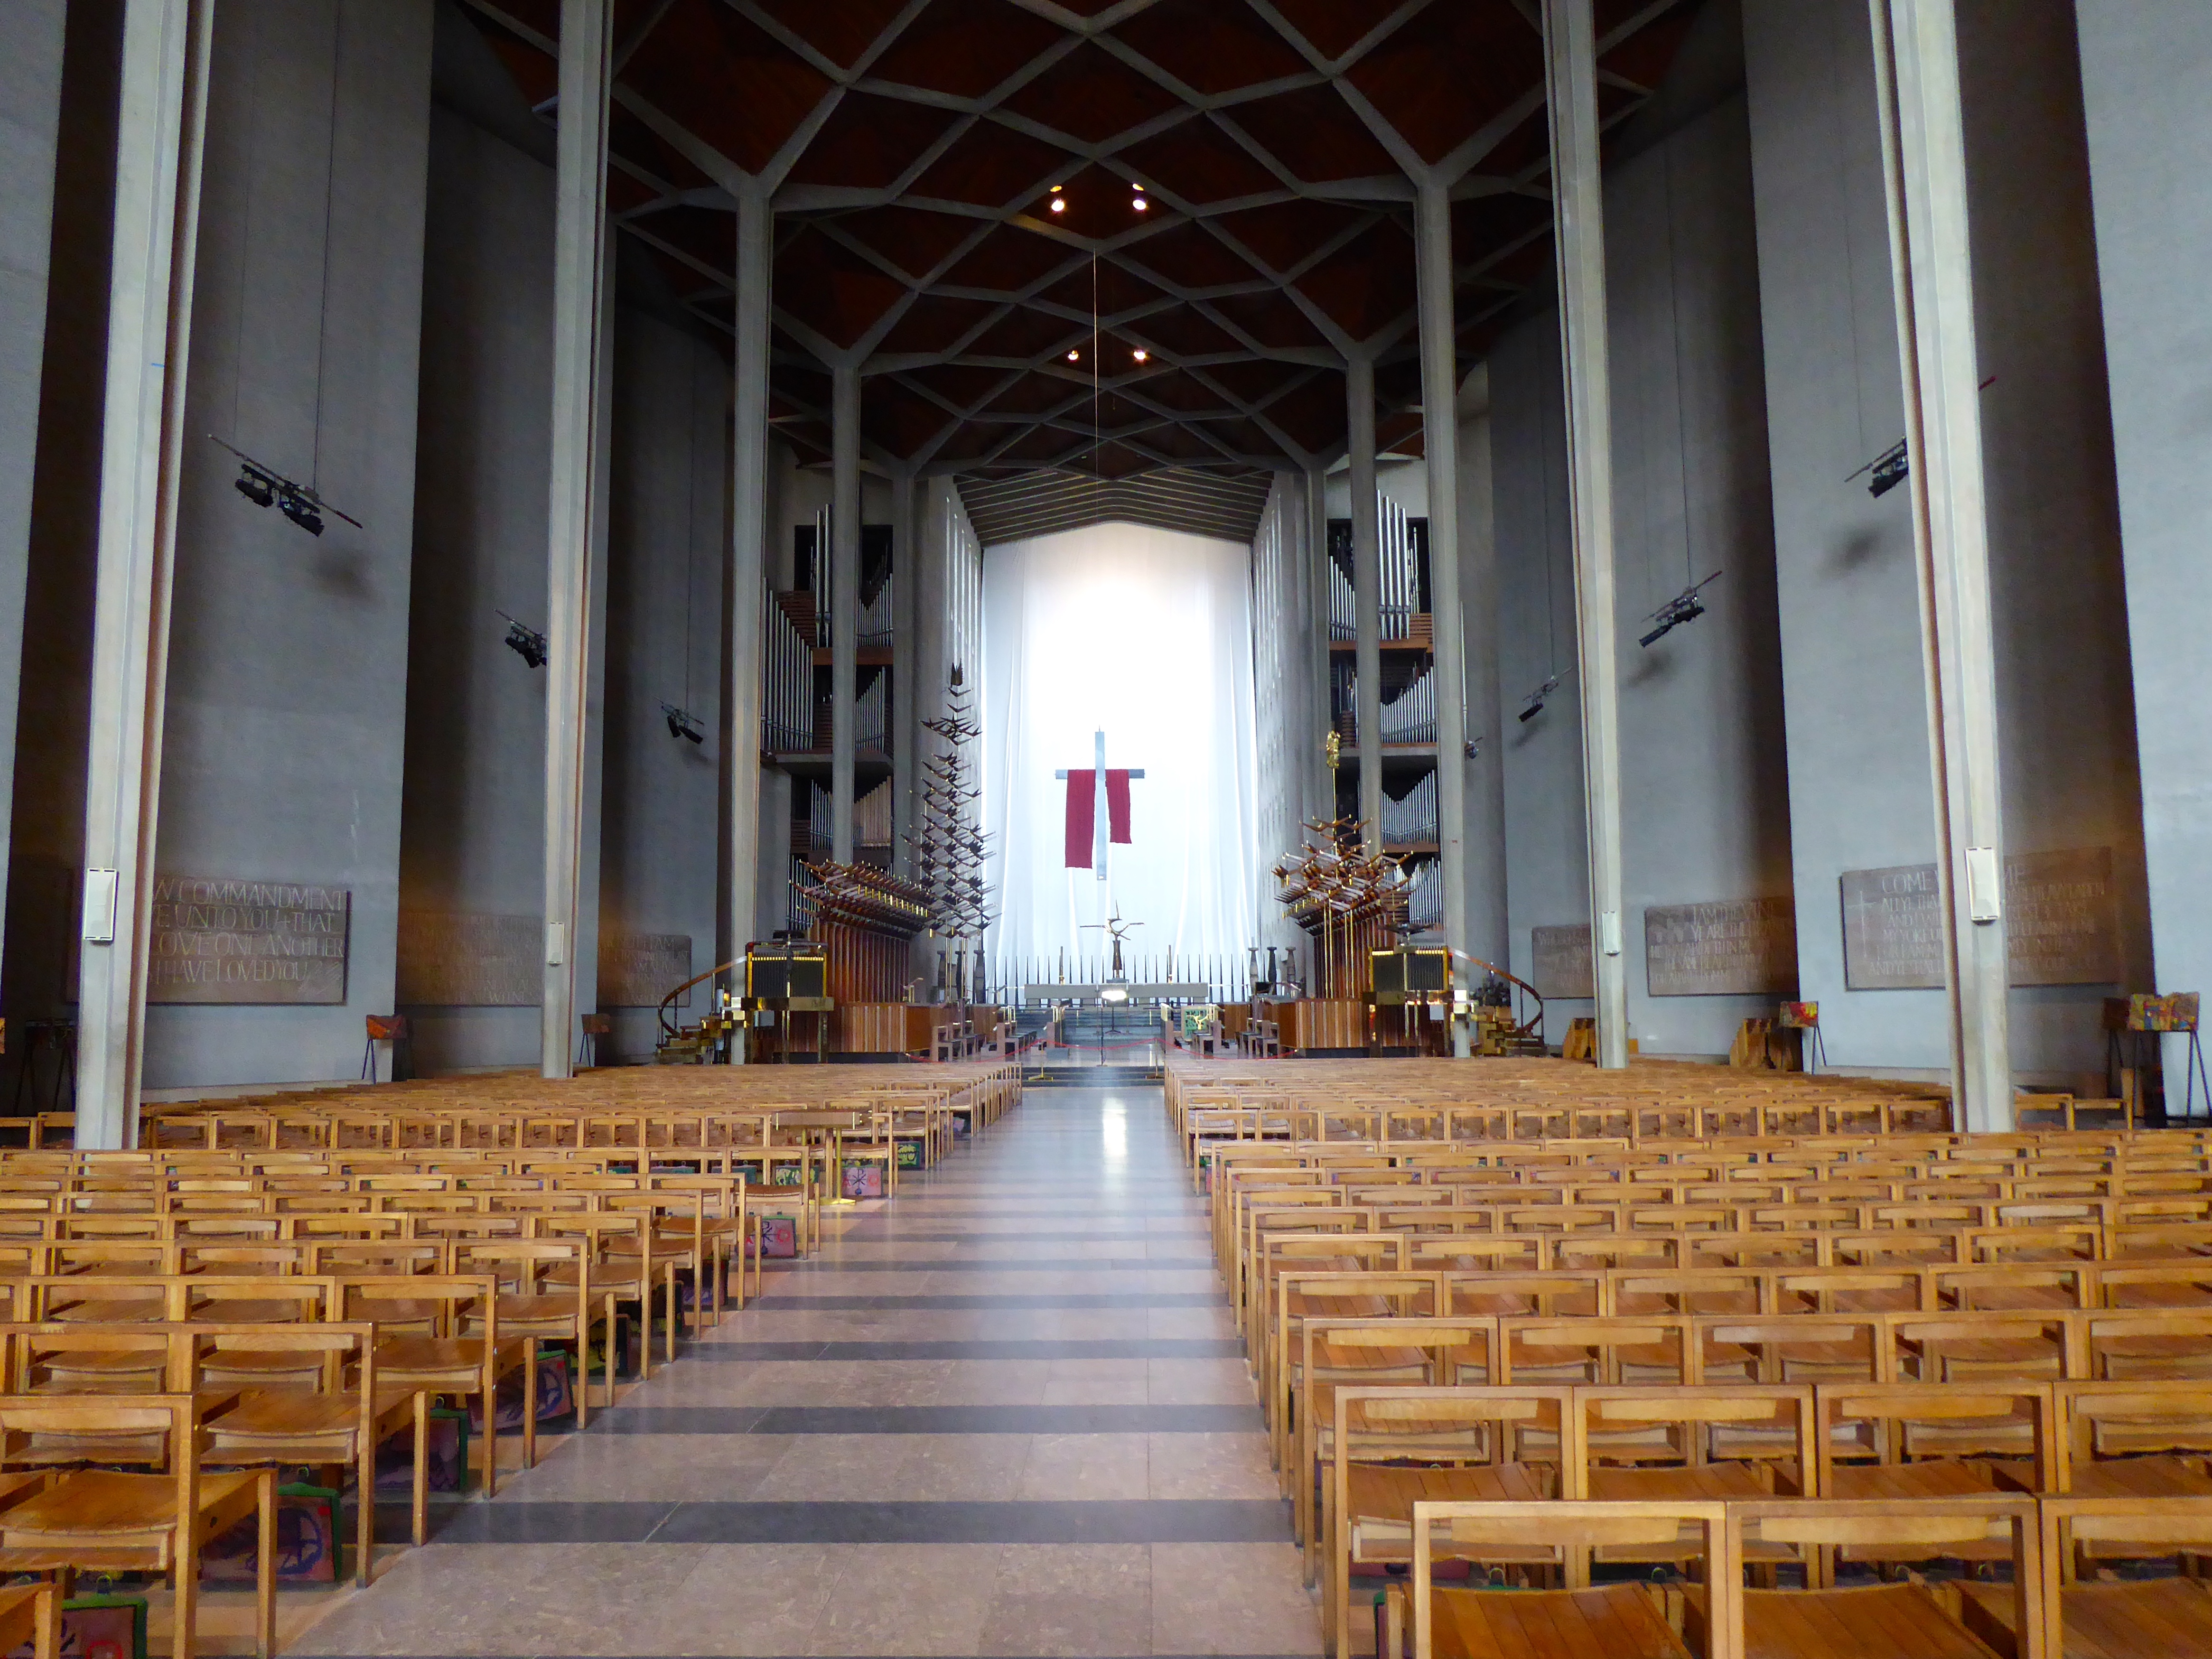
[395,911,539,1007]
[599,931,692,1008]
[1840,847,2119,990]
[1532,923,1595,999]
[1645,896,1798,996]
[148,877,351,1005]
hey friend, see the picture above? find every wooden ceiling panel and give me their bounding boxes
[999,39,1185,146]
[1601,9,1698,91]
[1108,0,1313,97]
[1117,118,1285,205]
[833,206,984,283]
[619,0,831,176]
[866,0,1068,100]
[909,121,1071,210]
[627,203,734,276]
[1226,85,1401,184]
[608,105,713,191]
[964,305,1084,362]
[899,362,1008,412]
[1344,4,1545,165]
[1265,372,1345,455]
[1120,221,1265,292]
[606,168,661,217]
[985,372,1084,418]
[1204,357,1306,409]
[1211,199,1365,275]
[749,0,913,70]
[1032,258,1171,320]
[1292,220,1416,340]
[860,374,951,453]
[876,294,1000,357]
[1261,0,1402,64]
[1134,304,1244,359]
[775,226,909,350]
[941,225,1084,294]
[1206,289,1327,352]
[1451,192,1552,263]
[475,23,559,108]
[782,93,963,191]
[1131,369,1223,414]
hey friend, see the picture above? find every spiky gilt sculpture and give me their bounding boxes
[907,664,996,995]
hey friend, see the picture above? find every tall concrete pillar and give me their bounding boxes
[1346,355,1383,851]
[1457,366,1510,965]
[1300,464,1318,836]
[830,361,860,866]
[1871,0,2011,1129]
[727,186,770,964]
[77,0,213,1148]
[1417,182,1469,960]
[1542,0,1630,1068]
[889,467,916,884]
[539,0,613,1080]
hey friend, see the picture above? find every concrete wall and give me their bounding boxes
[146,0,434,1089]
[2074,1,2212,1090]
[1745,0,2143,1086]
[599,308,728,1061]
[396,103,553,1073]
[1491,92,1788,1059]
[0,0,67,989]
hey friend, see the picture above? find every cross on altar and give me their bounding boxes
[1055,729,1145,882]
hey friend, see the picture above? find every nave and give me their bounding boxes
[289,1087,1320,1659]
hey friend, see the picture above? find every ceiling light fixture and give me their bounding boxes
[1049,185,1065,214]
[498,611,548,669]
[661,703,705,744]
[1639,570,1723,649]
[209,435,361,538]
[1132,349,1148,363]
[1067,350,1079,362]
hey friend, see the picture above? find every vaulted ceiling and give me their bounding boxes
[457,0,1700,484]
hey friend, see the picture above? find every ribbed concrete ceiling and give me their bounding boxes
[458,0,1700,486]
[958,466,1272,545]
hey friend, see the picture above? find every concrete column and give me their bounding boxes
[539,0,612,1080]
[77,0,213,1148]
[1457,366,1510,965]
[1283,471,1317,837]
[830,361,860,866]
[889,467,916,883]
[1542,0,1630,1069]
[1305,466,1333,829]
[1871,0,2011,1128]
[1346,355,1383,851]
[727,186,770,960]
[1417,182,1469,960]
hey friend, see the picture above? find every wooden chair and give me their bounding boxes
[335,1273,532,1494]
[1327,1387,1571,1659]
[1957,1496,2212,1657]
[0,1393,276,1659]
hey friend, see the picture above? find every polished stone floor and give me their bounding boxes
[290,1086,1320,1657]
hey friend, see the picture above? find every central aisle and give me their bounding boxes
[298,1086,1321,1658]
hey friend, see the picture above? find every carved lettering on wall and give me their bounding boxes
[599,932,692,1009]
[1645,897,1798,997]
[1840,846,2119,990]
[396,911,539,1007]
[1532,924,1594,1000]
[148,876,350,1006]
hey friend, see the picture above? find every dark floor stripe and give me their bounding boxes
[689,1337,1242,1360]
[434,1498,1287,1545]
[747,1292,1227,1309]
[587,1403,1261,1434]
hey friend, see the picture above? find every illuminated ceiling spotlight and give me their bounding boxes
[1048,185,1065,214]
[1130,182,1148,212]
[1132,348,1148,363]
[1066,350,1080,362]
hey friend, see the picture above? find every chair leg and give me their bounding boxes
[412,1391,429,1547]
[357,1430,375,1587]
[573,1330,589,1433]
[482,1380,498,1500]
[523,1346,539,1471]
[256,1468,276,1659]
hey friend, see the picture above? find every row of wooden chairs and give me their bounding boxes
[1391,1492,2212,1659]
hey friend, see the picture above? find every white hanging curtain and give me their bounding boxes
[981,523,1261,972]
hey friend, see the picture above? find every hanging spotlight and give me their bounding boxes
[1132,348,1148,363]
[1638,570,1723,649]
[1048,185,1066,214]
[1847,437,1910,498]
[661,703,705,744]
[208,436,361,536]
[1131,186,1148,212]
[498,610,548,669]
[1518,674,1560,724]
[1067,350,1080,362]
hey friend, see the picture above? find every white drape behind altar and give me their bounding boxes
[980,522,1262,984]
